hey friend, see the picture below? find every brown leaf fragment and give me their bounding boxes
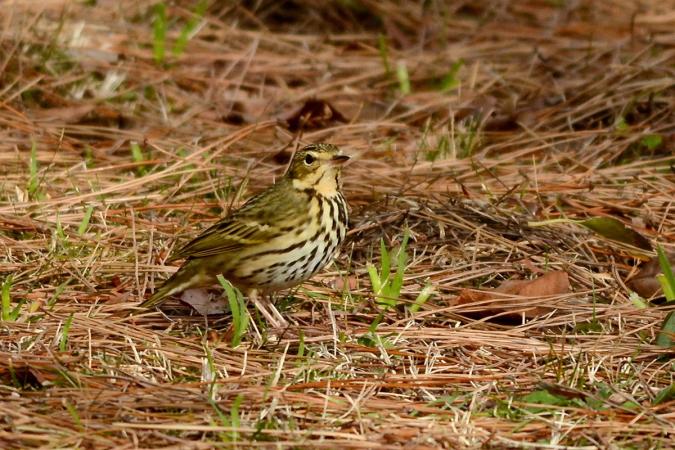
[628,252,675,299]
[331,275,358,291]
[30,104,96,122]
[381,427,420,444]
[455,271,570,319]
[496,271,570,298]
[180,288,229,315]
[285,99,348,131]
[0,359,62,388]
[0,213,50,232]
[31,103,129,127]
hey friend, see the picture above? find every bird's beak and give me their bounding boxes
[330,154,350,165]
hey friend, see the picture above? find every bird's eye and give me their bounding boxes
[304,154,316,165]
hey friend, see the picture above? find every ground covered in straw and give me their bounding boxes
[1,1,674,448]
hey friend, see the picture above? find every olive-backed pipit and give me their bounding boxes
[140,143,349,327]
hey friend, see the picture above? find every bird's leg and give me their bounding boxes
[266,294,289,329]
[249,289,287,329]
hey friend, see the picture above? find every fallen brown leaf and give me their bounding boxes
[285,98,348,131]
[455,271,570,319]
[180,288,229,315]
[381,426,421,444]
[627,252,675,299]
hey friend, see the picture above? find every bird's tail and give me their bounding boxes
[139,280,177,309]
[140,262,200,309]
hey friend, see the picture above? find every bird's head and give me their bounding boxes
[287,143,349,195]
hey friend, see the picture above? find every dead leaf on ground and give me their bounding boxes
[331,275,359,291]
[180,288,229,315]
[30,103,129,127]
[627,252,675,299]
[381,426,421,444]
[454,271,571,319]
[0,364,50,388]
[285,99,348,131]
[0,213,50,232]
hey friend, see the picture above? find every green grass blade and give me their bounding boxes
[238,294,249,344]
[368,313,384,333]
[657,274,675,301]
[656,311,674,348]
[579,217,652,251]
[656,245,675,302]
[130,141,148,175]
[64,400,83,430]
[55,213,66,242]
[48,279,71,309]
[396,60,411,94]
[173,0,208,56]
[9,301,25,321]
[78,205,94,236]
[629,292,648,309]
[390,231,410,299]
[367,264,382,295]
[28,140,39,198]
[409,283,434,313]
[217,274,248,347]
[59,313,73,352]
[439,59,464,92]
[1,276,13,321]
[654,245,675,347]
[377,34,390,76]
[653,383,674,405]
[379,238,390,284]
[208,399,230,443]
[640,133,662,151]
[130,141,144,163]
[230,393,243,442]
[153,2,167,63]
[203,344,218,400]
[296,329,305,362]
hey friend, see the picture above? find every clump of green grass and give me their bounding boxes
[1,276,23,321]
[438,59,464,92]
[367,231,410,310]
[208,392,244,443]
[365,229,433,335]
[173,0,208,57]
[153,0,208,64]
[130,141,149,176]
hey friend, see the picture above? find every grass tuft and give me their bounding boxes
[152,2,168,64]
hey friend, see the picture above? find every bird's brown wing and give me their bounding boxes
[167,180,302,261]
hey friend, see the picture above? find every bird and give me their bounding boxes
[140,143,350,328]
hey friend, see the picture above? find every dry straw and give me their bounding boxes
[1,1,673,448]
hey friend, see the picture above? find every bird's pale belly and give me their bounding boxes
[234,238,339,290]
[229,194,347,291]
